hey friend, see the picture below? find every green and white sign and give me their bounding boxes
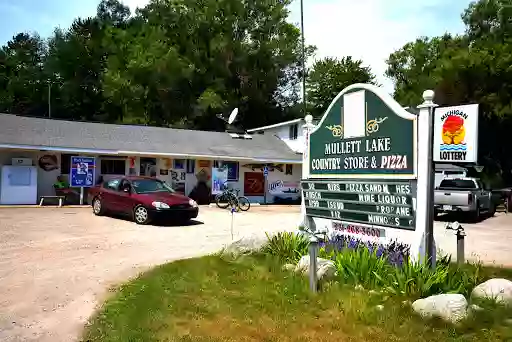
[300,83,438,263]
[302,179,415,230]
[308,85,417,179]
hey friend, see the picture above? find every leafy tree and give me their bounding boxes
[103,0,315,129]
[385,0,512,184]
[44,0,131,122]
[0,33,47,116]
[306,57,376,117]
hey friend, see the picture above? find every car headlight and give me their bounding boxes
[152,201,170,209]
[189,199,198,208]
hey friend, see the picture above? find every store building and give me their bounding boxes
[0,114,302,205]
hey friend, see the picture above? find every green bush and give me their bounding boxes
[262,232,309,264]
[261,233,483,299]
[333,247,389,288]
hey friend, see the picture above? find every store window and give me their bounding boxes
[289,124,298,140]
[60,154,72,174]
[101,159,126,175]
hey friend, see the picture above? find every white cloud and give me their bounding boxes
[287,0,467,94]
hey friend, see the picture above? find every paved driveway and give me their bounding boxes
[1,206,512,342]
[0,206,299,342]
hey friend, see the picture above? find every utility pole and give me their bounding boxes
[300,0,307,117]
[48,80,51,118]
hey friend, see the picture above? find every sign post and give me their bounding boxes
[417,90,438,266]
[263,166,269,205]
[70,156,96,205]
[302,83,433,262]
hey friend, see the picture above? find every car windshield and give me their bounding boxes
[131,179,175,194]
[439,179,477,190]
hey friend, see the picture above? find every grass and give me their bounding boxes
[83,254,512,342]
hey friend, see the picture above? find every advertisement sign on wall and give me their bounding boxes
[433,104,479,163]
[70,156,95,187]
[212,168,228,195]
[38,155,59,172]
[244,172,264,196]
[268,180,300,196]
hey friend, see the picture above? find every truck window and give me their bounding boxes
[439,179,477,190]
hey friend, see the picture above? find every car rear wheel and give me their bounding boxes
[92,197,104,216]
[133,205,151,225]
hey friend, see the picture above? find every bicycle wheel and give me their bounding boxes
[238,196,251,211]
[215,193,230,209]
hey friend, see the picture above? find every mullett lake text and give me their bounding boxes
[310,137,408,170]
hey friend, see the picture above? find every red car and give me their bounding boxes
[88,176,199,225]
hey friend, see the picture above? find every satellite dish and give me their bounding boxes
[227,108,239,125]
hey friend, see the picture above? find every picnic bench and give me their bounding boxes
[39,195,65,207]
[38,185,76,207]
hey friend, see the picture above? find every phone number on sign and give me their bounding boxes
[332,222,383,238]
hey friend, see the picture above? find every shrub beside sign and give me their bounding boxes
[303,84,418,239]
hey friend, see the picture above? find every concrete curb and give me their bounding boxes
[0,205,91,209]
[207,203,261,208]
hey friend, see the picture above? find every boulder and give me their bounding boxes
[471,278,512,304]
[295,255,336,280]
[412,294,468,323]
[222,235,268,256]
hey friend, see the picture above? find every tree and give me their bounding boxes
[102,0,315,129]
[44,0,131,122]
[385,0,512,184]
[306,57,376,117]
[0,33,47,116]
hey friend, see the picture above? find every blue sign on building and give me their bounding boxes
[70,156,96,187]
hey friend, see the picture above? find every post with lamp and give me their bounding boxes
[416,90,438,267]
[445,221,466,264]
[308,232,319,293]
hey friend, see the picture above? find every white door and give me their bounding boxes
[0,166,38,205]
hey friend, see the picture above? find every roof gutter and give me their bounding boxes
[0,143,119,155]
[117,150,302,164]
[247,118,303,132]
[0,144,302,164]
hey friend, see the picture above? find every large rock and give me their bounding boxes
[412,294,468,323]
[222,235,268,256]
[295,255,336,280]
[471,278,512,304]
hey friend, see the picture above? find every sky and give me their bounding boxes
[0,0,471,93]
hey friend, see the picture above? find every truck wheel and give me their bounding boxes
[489,203,496,217]
[472,204,481,223]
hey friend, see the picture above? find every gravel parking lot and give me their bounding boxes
[0,206,511,342]
[0,206,299,342]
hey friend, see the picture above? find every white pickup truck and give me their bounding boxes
[434,177,497,221]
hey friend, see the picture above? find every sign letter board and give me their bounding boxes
[302,179,415,230]
[303,84,418,235]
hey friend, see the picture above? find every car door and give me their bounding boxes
[100,178,122,211]
[114,179,139,215]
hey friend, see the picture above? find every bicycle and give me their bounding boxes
[215,188,251,211]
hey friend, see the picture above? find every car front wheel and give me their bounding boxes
[92,197,105,216]
[133,205,151,225]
